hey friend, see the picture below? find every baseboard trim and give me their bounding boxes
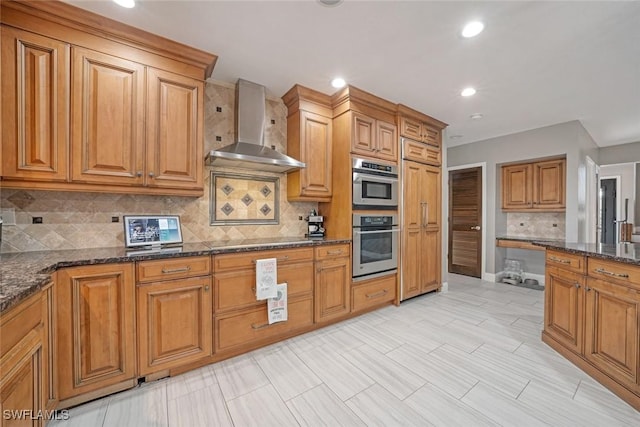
[440,282,449,292]
[484,272,497,282]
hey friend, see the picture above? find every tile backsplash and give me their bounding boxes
[0,81,317,253]
[506,212,566,239]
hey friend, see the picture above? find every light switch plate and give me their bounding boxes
[0,208,16,225]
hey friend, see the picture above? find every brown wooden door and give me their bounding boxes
[502,163,532,210]
[422,164,441,230]
[533,158,565,210]
[137,276,212,376]
[375,120,398,162]
[422,125,441,149]
[71,47,145,185]
[314,257,350,323]
[146,68,203,190]
[448,167,482,278]
[351,112,376,156]
[299,110,332,198]
[402,227,421,300]
[421,229,441,293]
[1,27,69,182]
[403,162,422,228]
[56,264,136,400]
[399,116,422,140]
[584,277,639,390]
[544,267,584,354]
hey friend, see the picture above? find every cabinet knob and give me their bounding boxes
[585,286,592,292]
[149,172,155,178]
[574,283,581,289]
[136,171,143,177]
[204,285,210,292]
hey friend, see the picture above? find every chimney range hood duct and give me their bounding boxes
[205,79,305,173]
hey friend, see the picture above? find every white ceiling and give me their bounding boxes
[65,0,640,148]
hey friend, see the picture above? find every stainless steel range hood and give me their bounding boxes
[205,79,305,173]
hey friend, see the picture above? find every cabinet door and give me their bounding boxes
[137,276,212,376]
[401,227,421,300]
[1,27,69,182]
[584,277,639,390]
[351,112,376,156]
[376,120,398,162]
[403,162,422,228]
[315,257,350,323]
[298,110,332,199]
[421,229,441,293]
[421,164,441,230]
[0,328,44,427]
[422,125,441,149]
[57,264,136,400]
[399,116,422,141]
[146,68,203,190]
[544,267,584,354]
[71,47,145,185]
[502,164,532,210]
[533,159,565,210]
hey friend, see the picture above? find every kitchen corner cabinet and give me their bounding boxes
[314,244,350,323]
[282,85,333,201]
[543,251,640,411]
[352,112,398,163]
[136,257,212,377]
[401,161,441,299]
[502,158,566,211]
[56,263,136,406]
[0,0,216,196]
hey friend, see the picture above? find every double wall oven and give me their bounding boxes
[351,157,400,280]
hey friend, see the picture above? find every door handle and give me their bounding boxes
[470,225,481,231]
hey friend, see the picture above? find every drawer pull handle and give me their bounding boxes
[252,256,289,264]
[549,256,571,264]
[574,283,581,289]
[366,289,388,299]
[585,286,592,291]
[594,268,629,279]
[251,322,272,330]
[161,266,191,274]
[204,285,210,291]
[326,250,343,255]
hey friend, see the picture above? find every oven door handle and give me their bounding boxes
[354,229,401,235]
[353,174,398,184]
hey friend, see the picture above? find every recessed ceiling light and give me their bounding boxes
[331,77,346,89]
[462,21,484,38]
[461,87,476,97]
[318,0,344,7]
[113,0,135,8]
[470,113,484,120]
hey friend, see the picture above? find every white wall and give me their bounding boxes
[447,120,599,275]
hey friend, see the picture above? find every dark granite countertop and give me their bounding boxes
[496,236,566,244]
[0,237,350,314]
[533,241,640,266]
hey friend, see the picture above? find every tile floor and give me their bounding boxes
[50,274,640,426]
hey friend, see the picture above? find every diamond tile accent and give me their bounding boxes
[260,204,272,216]
[221,184,234,195]
[241,194,254,206]
[260,185,272,197]
[220,203,235,216]
[7,191,35,210]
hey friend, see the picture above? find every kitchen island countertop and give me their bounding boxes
[0,237,350,314]
[533,241,640,266]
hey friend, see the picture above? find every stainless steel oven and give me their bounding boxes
[352,157,398,210]
[352,213,399,280]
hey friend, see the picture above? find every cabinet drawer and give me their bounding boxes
[402,139,440,165]
[137,256,211,283]
[546,250,585,275]
[215,297,313,352]
[588,258,640,289]
[352,275,396,312]
[214,262,314,312]
[315,244,350,260]
[0,292,43,356]
[213,247,313,272]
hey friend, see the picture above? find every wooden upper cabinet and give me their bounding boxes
[282,85,333,202]
[1,26,69,182]
[502,158,565,211]
[71,47,145,186]
[146,68,203,190]
[352,112,398,162]
[398,106,445,149]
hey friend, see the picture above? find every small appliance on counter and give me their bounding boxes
[306,210,325,239]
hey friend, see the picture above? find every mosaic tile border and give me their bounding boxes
[210,172,279,225]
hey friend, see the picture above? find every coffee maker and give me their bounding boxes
[306,210,325,239]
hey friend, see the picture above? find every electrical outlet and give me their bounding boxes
[32,216,43,224]
[112,216,120,223]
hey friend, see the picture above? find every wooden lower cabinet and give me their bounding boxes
[544,266,585,354]
[352,274,396,313]
[137,277,212,376]
[56,264,136,406]
[315,245,350,323]
[584,277,640,392]
[215,297,314,353]
[402,227,421,299]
